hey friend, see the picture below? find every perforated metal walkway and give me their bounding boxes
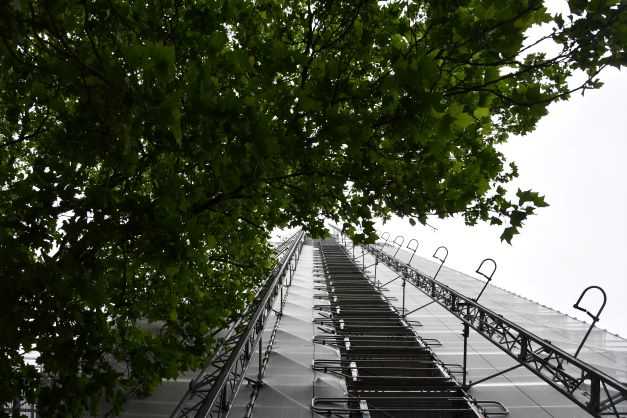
[312,239,483,417]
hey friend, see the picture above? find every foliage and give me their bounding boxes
[0,0,624,415]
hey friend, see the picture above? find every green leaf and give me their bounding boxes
[209,31,227,52]
[354,17,363,38]
[391,34,407,51]
[453,111,475,130]
[516,189,549,207]
[151,43,176,77]
[510,210,526,228]
[500,226,518,244]
[473,107,490,119]
[1,0,617,413]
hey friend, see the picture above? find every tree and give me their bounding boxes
[0,0,624,415]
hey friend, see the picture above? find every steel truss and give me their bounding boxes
[365,243,627,417]
[171,230,305,418]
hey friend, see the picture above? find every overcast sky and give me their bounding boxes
[377,67,627,338]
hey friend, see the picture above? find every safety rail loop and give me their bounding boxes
[171,230,305,418]
[366,244,627,418]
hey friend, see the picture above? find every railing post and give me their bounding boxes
[257,337,263,384]
[220,386,228,411]
[374,258,378,282]
[462,323,470,388]
[519,335,528,362]
[402,278,406,316]
[279,286,283,316]
[588,375,600,414]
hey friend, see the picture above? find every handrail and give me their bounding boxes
[406,239,419,265]
[573,286,607,358]
[365,244,627,418]
[574,285,607,322]
[474,258,497,302]
[392,235,405,258]
[432,246,448,280]
[172,230,305,418]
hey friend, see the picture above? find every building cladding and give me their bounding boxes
[106,235,626,417]
[229,238,627,418]
[380,244,627,417]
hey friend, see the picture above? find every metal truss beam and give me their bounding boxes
[365,244,627,417]
[171,230,305,418]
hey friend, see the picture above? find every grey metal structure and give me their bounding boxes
[222,229,627,417]
[364,242,626,417]
[311,238,486,417]
[108,230,627,418]
[171,230,305,418]
[12,226,625,417]
[230,238,347,418]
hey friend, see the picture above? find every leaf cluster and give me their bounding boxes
[0,0,624,415]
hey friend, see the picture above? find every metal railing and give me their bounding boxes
[311,238,485,417]
[366,243,627,417]
[171,230,305,418]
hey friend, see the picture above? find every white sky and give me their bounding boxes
[377,67,627,338]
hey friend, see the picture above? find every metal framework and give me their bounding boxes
[171,230,305,418]
[311,238,488,417]
[365,243,627,417]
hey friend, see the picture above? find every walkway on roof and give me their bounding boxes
[230,238,345,417]
[109,234,627,417]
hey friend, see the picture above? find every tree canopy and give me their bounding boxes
[1,0,625,415]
